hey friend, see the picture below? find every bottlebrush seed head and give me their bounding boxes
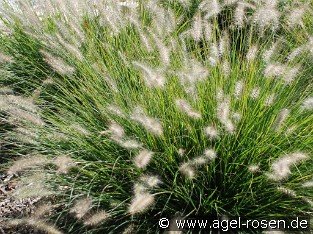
[128,192,155,215]
[267,152,308,181]
[222,60,231,77]
[287,46,304,61]
[191,156,209,166]
[133,183,147,195]
[179,162,195,179]
[140,175,161,187]
[53,155,75,174]
[107,121,125,139]
[134,149,154,169]
[83,210,110,226]
[204,125,219,139]
[277,186,297,198]
[107,105,126,118]
[204,149,217,160]
[301,97,313,111]
[263,41,279,63]
[120,139,142,149]
[132,62,166,88]
[0,52,13,63]
[191,12,202,42]
[70,197,92,219]
[273,108,290,131]
[202,22,212,41]
[253,1,280,31]
[283,66,300,84]
[131,107,163,136]
[248,164,260,173]
[178,148,186,157]
[8,154,49,175]
[264,63,285,78]
[264,94,275,106]
[200,0,220,19]
[302,180,313,188]
[234,2,246,27]
[41,50,75,75]
[287,7,305,28]
[246,45,258,61]
[175,99,202,119]
[232,112,241,122]
[234,80,244,99]
[250,87,260,100]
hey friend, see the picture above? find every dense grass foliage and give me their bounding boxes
[0,0,313,233]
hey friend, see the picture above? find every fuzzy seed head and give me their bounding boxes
[131,107,163,136]
[13,173,53,199]
[200,0,220,19]
[232,112,241,122]
[128,192,154,215]
[253,2,280,30]
[7,218,63,234]
[133,183,147,195]
[267,152,308,181]
[277,186,297,197]
[218,32,230,56]
[302,180,313,188]
[234,2,246,27]
[175,99,201,119]
[217,97,235,133]
[70,197,92,219]
[107,105,125,117]
[248,164,260,173]
[71,124,90,136]
[301,97,313,111]
[287,46,303,61]
[203,22,212,41]
[273,108,290,131]
[178,148,185,157]
[263,42,279,63]
[222,60,231,76]
[8,154,48,175]
[122,224,136,234]
[0,52,13,63]
[191,12,202,41]
[250,87,260,100]
[283,66,300,84]
[32,204,53,219]
[41,50,75,75]
[83,210,110,226]
[204,125,219,139]
[107,121,125,139]
[287,8,305,28]
[204,149,217,160]
[120,139,142,149]
[179,163,195,179]
[191,156,208,166]
[246,45,258,61]
[53,155,75,174]
[133,62,166,88]
[140,175,161,187]
[264,63,285,78]
[264,94,275,106]
[234,80,244,99]
[302,197,313,207]
[134,149,154,169]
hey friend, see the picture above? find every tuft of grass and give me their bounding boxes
[0,0,312,233]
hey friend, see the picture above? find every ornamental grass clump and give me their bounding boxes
[0,0,312,233]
